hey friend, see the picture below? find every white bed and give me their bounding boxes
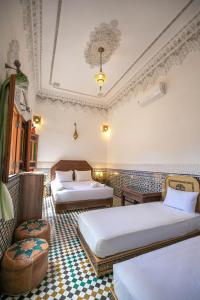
[78,202,200,258]
[113,235,200,300]
[50,160,113,213]
[51,180,113,203]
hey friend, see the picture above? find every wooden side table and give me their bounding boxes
[121,185,162,206]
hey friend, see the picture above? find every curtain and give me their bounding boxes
[0,72,29,221]
[16,71,29,89]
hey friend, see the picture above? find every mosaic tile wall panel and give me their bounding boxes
[106,169,200,197]
[106,170,166,197]
[0,175,20,260]
[38,167,200,199]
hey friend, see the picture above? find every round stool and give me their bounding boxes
[0,238,49,295]
[14,219,50,244]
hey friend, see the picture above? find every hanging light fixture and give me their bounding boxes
[95,47,107,91]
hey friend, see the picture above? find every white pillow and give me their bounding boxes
[55,170,73,182]
[75,170,92,181]
[163,186,199,213]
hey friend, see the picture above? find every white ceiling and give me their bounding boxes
[36,0,199,107]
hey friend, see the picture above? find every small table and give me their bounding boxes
[121,185,162,206]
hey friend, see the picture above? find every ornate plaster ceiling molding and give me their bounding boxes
[36,90,107,111]
[20,0,42,90]
[84,20,121,67]
[20,0,200,111]
[108,11,200,108]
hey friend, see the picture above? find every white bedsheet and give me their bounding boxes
[51,180,113,203]
[78,202,200,257]
[114,236,200,300]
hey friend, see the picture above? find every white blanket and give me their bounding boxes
[114,236,200,300]
[51,180,113,203]
[78,202,200,257]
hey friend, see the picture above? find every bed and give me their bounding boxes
[77,175,200,277]
[50,160,113,213]
[111,235,200,300]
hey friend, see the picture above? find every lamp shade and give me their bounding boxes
[95,71,107,86]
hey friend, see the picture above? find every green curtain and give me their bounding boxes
[0,72,29,221]
[15,71,29,89]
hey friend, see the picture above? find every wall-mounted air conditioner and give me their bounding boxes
[137,82,167,105]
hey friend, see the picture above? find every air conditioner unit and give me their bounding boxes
[137,82,167,105]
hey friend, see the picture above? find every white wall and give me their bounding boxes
[35,101,108,168]
[0,0,35,109]
[35,51,200,173]
[107,51,200,172]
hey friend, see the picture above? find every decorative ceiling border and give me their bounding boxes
[20,0,200,110]
[48,0,100,99]
[36,89,107,111]
[108,10,200,108]
[20,0,42,90]
[47,0,194,99]
[104,0,194,97]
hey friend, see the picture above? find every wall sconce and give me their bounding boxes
[101,124,110,133]
[95,171,103,178]
[95,171,104,182]
[73,122,78,140]
[33,115,41,126]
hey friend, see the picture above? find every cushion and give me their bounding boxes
[55,170,73,182]
[163,186,199,213]
[0,238,49,295]
[14,219,50,244]
[75,170,92,181]
[7,238,48,262]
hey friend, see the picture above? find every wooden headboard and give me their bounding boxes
[162,175,200,213]
[50,160,93,180]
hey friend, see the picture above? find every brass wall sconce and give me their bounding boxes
[73,123,78,140]
[95,171,104,182]
[95,171,103,178]
[33,115,41,125]
[101,124,109,133]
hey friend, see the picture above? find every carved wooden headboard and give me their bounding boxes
[162,175,200,213]
[50,160,93,180]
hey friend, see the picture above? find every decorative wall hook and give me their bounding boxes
[73,123,78,140]
[5,59,22,73]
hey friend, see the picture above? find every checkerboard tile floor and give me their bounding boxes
[0,197,117,300]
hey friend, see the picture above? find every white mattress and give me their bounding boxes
[78,202,200,257]
[51,180,113,203]
[114,236,200,300]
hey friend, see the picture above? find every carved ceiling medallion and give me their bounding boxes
[84,20,121,67]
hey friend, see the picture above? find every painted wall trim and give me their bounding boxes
[106,163,200,176]
[37,161,200,176]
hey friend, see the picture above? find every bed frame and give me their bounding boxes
[78,175,200,277]
[109,288,118,300]
[50,160,113,213]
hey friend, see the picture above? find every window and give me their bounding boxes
[2,75,38,182]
